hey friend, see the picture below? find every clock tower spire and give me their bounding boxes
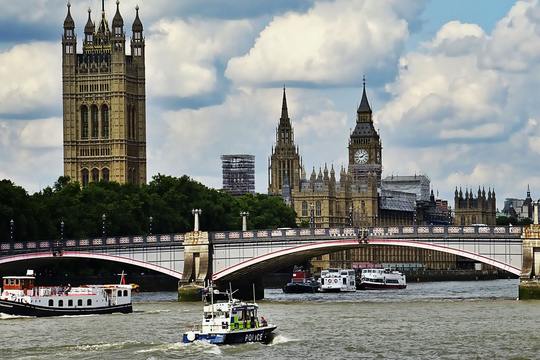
[348,78,382,184]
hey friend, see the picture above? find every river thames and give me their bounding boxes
[1,279,539,359]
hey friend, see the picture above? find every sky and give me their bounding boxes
[1,0,539,209]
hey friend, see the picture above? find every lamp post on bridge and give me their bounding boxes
[240,211,249,231]
[102,213,106,238]
[9,219,14,243]
[192,209,202,232]
[349,205,353,227]
[149,216,153,235]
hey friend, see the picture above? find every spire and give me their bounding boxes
[527,184,531,198]
[112,0,124,28]
[280,86,289,121]
[64,2,75,29]
[85,8,95,34]
[357,75,372,114]
[132,5,143,32]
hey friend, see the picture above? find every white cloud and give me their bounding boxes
[146,18,256,98]
[377,1,540,205]
[0,119,62,191]
[481,0,540,72]
[20,117,63,148]
[427,21,486,56]
[0,42,60,115]
[226,0,424,86]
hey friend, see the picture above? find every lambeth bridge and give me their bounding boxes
[2,225,536,295]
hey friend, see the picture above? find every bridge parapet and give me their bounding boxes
[0,233,186,255]
[210,225,523,242]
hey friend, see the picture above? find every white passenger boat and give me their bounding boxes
[183,285,277,345]
[358,268,407,290]
[0,270,132,317]
[319,268,356,292]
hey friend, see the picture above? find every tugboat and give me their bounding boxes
[282,266,319,293]
[183,284,277,345]
[320,268,356,292]
[358,268,407,290]
[0,270,133,317]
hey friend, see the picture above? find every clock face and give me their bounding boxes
[354,149,368,164]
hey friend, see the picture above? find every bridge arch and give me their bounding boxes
[0,251,183,280]
[212,238,521,282]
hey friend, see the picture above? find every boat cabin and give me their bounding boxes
[2,275,35,296]
[201,298,264,333]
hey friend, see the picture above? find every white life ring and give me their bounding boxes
[186,332,196,342]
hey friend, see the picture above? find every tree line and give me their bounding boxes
[0,175,297,242]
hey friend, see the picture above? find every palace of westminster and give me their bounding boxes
[61,2,498,270]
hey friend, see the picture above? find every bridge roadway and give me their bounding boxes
[0,225,524,282]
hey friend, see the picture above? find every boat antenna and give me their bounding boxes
[211,281,215,322]
[252,283,256,305]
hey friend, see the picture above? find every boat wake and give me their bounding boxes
[0,313,31,320]
[140,309,171,315]
[72,341,138,352]
[136,341,222,355]
[268,334,298,346]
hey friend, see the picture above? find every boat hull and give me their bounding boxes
[358,282,406,290]
[0,299,132,317]
[183,325,277,345]
[282,283,319,293]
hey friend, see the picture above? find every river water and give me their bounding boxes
[1,279,539,359]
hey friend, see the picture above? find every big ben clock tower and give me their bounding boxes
[348,79,382,185]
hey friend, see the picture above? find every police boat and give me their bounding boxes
[182,284,277,345]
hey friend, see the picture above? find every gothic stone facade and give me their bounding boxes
[454,188,496,225]
[269,83,456,271]
[269,84,381,229]
[62,2,146,186]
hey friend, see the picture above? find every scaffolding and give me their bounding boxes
[221,154,255,196]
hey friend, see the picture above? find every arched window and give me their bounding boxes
[131,106,136,139]
[58,300,64,307]
[461,215,465,225]
[91,105,99,138]
[81,168,89,187]
[101,105,109,139]
[48,299,53,306]
[302,201,308,216]
[316,201,322,216]
[87,299,92,306]
[68,299,73,307]
[91,168,99,182]
[102,168,110,183]
[472,215,477,224]
[81,106,89,139]
[77,299,82,306]
[126,105,131,139]
[118,290,122,297]
[123,290,128,297]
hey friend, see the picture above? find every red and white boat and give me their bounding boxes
[358,268,406,290]
[0,270,132,317]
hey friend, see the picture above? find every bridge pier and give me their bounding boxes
[519,225,540,300]
[178,231,212,301]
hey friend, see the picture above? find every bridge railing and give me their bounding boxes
[211,225,523,241]
[0,233,186,255]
